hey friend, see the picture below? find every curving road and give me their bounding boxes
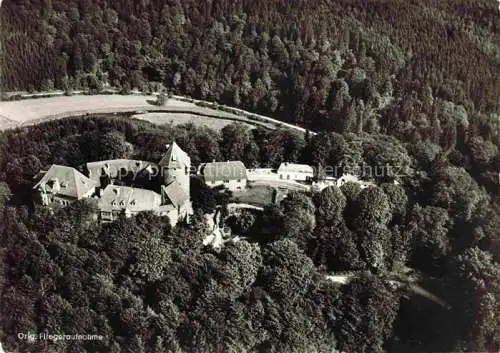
[326,271,451,309]
[227,203,265,212]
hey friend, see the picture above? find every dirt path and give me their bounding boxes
[227,203,265,212]
[326,271,451,309]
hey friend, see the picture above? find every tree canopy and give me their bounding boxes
[0,0,499,349]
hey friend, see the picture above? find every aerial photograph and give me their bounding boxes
[0,0,498,352]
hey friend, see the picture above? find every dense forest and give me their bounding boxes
[0,116,498,352]
[0,0,499,352]
[1,1,500,113]
[1,0,498,193]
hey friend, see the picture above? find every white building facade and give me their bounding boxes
[277,162,314,182]
[200,161,248,191]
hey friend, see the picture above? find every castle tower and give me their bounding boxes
[158,142,191,195]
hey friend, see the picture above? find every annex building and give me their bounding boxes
[277,162,314,182]
[34,165,97,206]
[199,161,248,191]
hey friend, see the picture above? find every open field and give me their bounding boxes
[250,179,310,191]
[0,94,280,131]
[0,95,189,128]
[0,115,18,130]
[231,185,276,207]
[131,112,255,131]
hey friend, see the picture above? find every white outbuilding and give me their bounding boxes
[277,162,314,182]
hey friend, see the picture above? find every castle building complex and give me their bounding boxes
[34,140,379,227]
[34,142,193,227]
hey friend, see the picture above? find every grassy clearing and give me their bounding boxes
[0,115,18,130]
[0,95,276,131]
[231,184,276,207]
[0,94,172,127]
[131,112,254,131]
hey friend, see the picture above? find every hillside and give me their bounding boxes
[0,1,499,353]
[1,0,499,113]
[1,0,498,192]
[0,115,498,353]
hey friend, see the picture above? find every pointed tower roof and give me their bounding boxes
[158,141,190,168]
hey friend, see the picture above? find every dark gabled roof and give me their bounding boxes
[86,159,158,185]
[161,181,189,208]
[201,161,247,182]
[33,165,97,199]
[98,185,162,213]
